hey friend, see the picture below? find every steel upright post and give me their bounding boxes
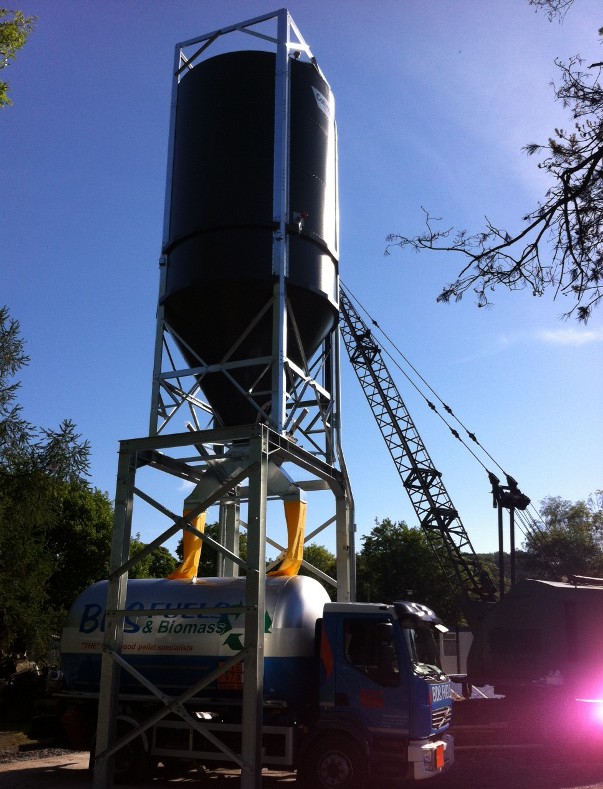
[497,502,505,599]
[93,446,136,788]
[509,507,516,587]
[149,38,181,437]
[218,499,240,577]
[240,426,268,789]
[270,9,291,434]
[336,491,352,602]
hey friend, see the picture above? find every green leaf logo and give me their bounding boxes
[223,633,245,651]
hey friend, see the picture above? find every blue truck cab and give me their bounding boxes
[298,600,454,786]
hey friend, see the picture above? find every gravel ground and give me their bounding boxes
[0,746,77,764]
[2,728,603,788]
[1,745,603,788]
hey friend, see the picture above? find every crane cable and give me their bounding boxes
[340,282,546,543]
[341,283,506,475]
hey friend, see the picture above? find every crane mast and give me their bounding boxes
[339,290,497,614]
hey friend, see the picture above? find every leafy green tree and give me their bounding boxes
[299,543,336,598]
[356,518,464,624]
[0,312,97,656]
[34,419,90,483]
[0,313,87,653]
[301,543,336,578]
[0,470,56,656]
[0,439,116,658]
[0,467,115,657]
[0,307,181,659]
[522,493,603,579]
[175,521,247,577]
[474,549,530,591]
[0,8,36,108]
[44,482,113,612]
[130,535,178,579]
[147,546,179,577]
[194,522,230,577]
[0,306,32,467]
[387,7,603,321]
[0,311,90,477]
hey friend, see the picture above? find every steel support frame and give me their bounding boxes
[147,2,352,587]
[98,13,353,786]
[149,9,336,463]
[93,424,350,788]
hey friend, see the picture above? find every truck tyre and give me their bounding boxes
[299,735,367,789]
[113,721,150,785]
[88,726,150,786]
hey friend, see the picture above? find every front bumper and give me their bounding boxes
[407,733,454,780]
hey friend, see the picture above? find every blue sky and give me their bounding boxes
[3,0,602,559]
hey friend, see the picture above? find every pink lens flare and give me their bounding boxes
[575,698,603,726]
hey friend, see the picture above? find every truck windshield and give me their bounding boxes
[399,621,444,678]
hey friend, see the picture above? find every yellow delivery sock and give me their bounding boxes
[167,511,206,580]
[267,500,307,577]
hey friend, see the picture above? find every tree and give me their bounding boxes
[474,549,530,591]
[0,8,36,108]
[0,470,56,657]
[0,306,32,467]
[301,543,336,577]
[356,518,465,624]
[0,310,91,479]
[130,535,178,579]
[0,465,116,657]
[387,11,603,321]
[175,522,248,577]
[299,543,337,598]
[0,306,182,659]
[0,311,91,648]
[528,0,576,21]
[522,493,603,579]
[44,482,114,614]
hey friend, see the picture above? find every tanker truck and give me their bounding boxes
[59,574,453,785]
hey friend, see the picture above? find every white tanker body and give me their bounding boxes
[62,575,325,719]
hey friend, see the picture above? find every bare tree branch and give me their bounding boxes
[387,54,603,322]
[528,0,575,22]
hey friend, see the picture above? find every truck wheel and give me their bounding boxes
[113,722,150,785]
[299,735,367,789]
[88,722,152,785]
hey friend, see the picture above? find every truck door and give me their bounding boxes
[334,616,410,733]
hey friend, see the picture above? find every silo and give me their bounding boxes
[161,50,339,427]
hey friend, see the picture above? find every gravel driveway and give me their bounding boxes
[1,744,603,788]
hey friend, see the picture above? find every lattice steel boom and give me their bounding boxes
[340,290,497,605]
